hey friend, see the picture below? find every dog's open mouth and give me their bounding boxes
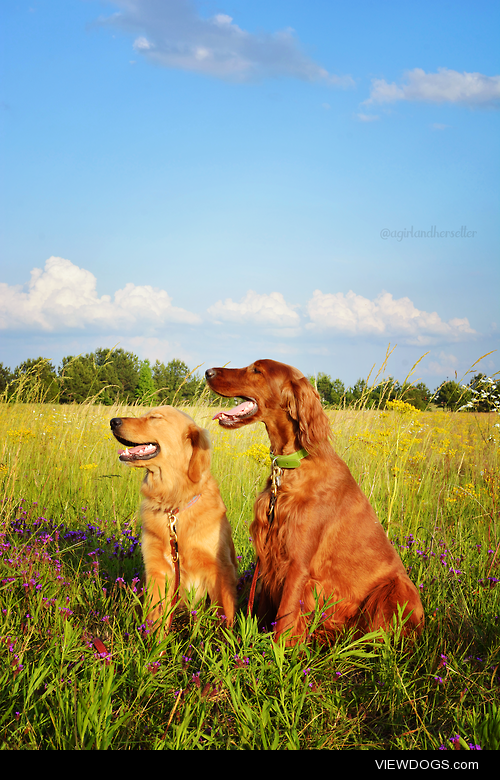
[113,434,160,462]
[212,397,258,427]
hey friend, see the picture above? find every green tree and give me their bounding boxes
[59,354,101,403]
[329,378,346,407]
[135,360,157,406]
[466,374,500,412]
[401,381,431,411]
[365,377,398,409]
[0,363,13,396]
[59,349,140,405]
[315,373,334,406]
[345,378,367,407]
[152,359,199,405]
[12,357,60,402]
[434,380,470,411]
[94,348,140,402]
[313,373,347,407]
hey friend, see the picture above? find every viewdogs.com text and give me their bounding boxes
[380,226,477,241]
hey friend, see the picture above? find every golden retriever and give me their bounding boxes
[206,359,424,646]
[110,406,237,630]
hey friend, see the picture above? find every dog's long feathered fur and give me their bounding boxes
[111,406,237,630]
[206,359,424,645]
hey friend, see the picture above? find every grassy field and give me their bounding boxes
[0,395,499,750]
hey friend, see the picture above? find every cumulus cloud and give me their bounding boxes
[98,0,354,85]
[207,290,300,328]
[121,335,194,364]
[305,290,476,344]
[0,256,200,332]
[356,112,380,122]
[365,67,500,107]
[426,352,460,376]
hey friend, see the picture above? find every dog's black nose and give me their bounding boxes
[205,368,217,380]
[110,418,122,430]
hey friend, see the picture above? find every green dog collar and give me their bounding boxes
[270,448,309,469]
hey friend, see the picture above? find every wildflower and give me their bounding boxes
[438,654,448,669]
[95,650,112,666]
[386,399,417,415]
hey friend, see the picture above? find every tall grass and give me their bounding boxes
[0,385,499,750]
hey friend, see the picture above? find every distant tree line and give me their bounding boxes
[0,350,498,411]
[0,349,204,406]
[311,372,500,412]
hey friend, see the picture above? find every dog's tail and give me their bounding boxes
[358,575,424,636]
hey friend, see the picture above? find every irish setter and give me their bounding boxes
[110,406,237,631]
[206,359,423,645]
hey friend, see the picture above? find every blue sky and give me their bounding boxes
[1,0,499,389]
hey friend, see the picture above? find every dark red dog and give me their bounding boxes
[206,359,423,645]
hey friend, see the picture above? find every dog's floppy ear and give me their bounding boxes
[186,424,211,483]
[281,375,331,451]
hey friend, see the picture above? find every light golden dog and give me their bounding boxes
[110,406,237,630]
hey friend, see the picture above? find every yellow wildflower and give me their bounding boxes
[386,399,418,415]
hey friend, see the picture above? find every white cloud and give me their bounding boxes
[426,351,460,376]
[356,112,380,122]
[0,256,200,332]
[98,0,354,85]
[365,67,500,107]
[121,335,194,365]
[207,290,300,328]
[305,290,476,344]
[133,36,153,51]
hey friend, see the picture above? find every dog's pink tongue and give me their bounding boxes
[212,400,254,420]
[118,443,156,457]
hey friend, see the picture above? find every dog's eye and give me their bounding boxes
[149,414,162,420]
[252,367,261,374]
